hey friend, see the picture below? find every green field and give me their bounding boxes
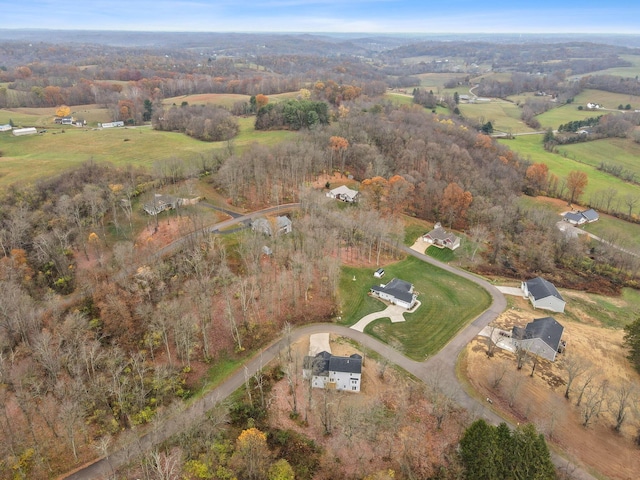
[0,115,294,188]
[535,103,604,130]
[338,255,491,360]
[163,91,300,108]
[499,135,640,203]
[571,54,640,79]
[557,137,640,179]
[458,99,534,134]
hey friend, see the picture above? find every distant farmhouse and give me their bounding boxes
[370,278,418,309]
[54,116,74,125]
[521,277,566,313]
[562,208,599,226]
[12,127,38,136]
[251,216,292,236]
[422,222,460,250]
[326,185,360,203]
[303,351,362,392]
[512,317,565,362]
[100,121,125,128]
[0,124,12,132]
[586,102,602,110]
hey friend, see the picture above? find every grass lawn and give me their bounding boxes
[458,99,534,134]
[563,287,640,330]
[338,255,491,361]
[498,134,640,203]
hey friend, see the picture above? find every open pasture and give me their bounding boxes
[499,134,640,203]
[0,115,294,187]
[458,99,534,134]
[557,137,640,179]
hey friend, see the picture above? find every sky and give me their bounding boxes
[1,0,639,34]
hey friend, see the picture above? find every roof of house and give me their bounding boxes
[581,208,599,222]
[371,278,414,304]
[330,185,359,199]
[563,211,585,223]
[512,317,564,350]
[304,351,362,375]
[525,277,564,302]
[424,222,458,243]
[329,354,362,374]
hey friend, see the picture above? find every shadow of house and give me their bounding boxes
[512,317,565,362]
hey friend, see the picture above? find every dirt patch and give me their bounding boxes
[463,304,640,480]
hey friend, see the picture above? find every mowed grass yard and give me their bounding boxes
[0,113,294,188]
[338,255,491,361]
[557,137,640,178]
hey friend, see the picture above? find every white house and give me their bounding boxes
[251,216,292,236]
[0,124,12,132]
[521,277,566,313]
[370,278,417,309]
[422,222,460,250]
[562,208,599,225]
[326,185,359,203]
[512,317,565,362]
[303,351,362,392]
[12,127,38,136]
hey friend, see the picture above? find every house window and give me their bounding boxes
[352,386,357,390]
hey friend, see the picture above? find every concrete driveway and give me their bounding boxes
[350,301,422,332]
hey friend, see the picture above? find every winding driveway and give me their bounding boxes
[61,215,595,480]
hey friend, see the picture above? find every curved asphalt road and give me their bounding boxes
[61,217,596,480]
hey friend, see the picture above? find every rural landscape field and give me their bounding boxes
[1,22,640,480]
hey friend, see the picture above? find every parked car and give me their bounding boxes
[374,268,385,278]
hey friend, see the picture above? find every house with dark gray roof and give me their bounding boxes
[370,278,417,309]
[422,222,460,250]
[521,277,565,313]
[512,317,565,362]
[562,208,599,225]
[302,351,362,392]
[143,194,181,216]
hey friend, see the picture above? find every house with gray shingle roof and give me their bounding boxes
[521,277,565,313]
[303,351,362,392]
[512,317,565,362]
[370,278,417,309]
[422,222,460,250]
[563,208,599,225]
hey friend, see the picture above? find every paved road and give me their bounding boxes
[61,217,596,480]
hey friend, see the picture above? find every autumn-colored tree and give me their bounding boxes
[56,105,71,118]
[329,136,349,172]
[16,66,32,78]
[268,458,295,480]
[255,94,269,109]
[525,163,549,195]
[361,176,389,211]
[231,428,271,480]
[118,99,136,123]
[566,170,588,205]
[440,182,473,229]
[298,88,311,100]
[387,174,414,214]
[43,86,65,106]
[474,133,494,150]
